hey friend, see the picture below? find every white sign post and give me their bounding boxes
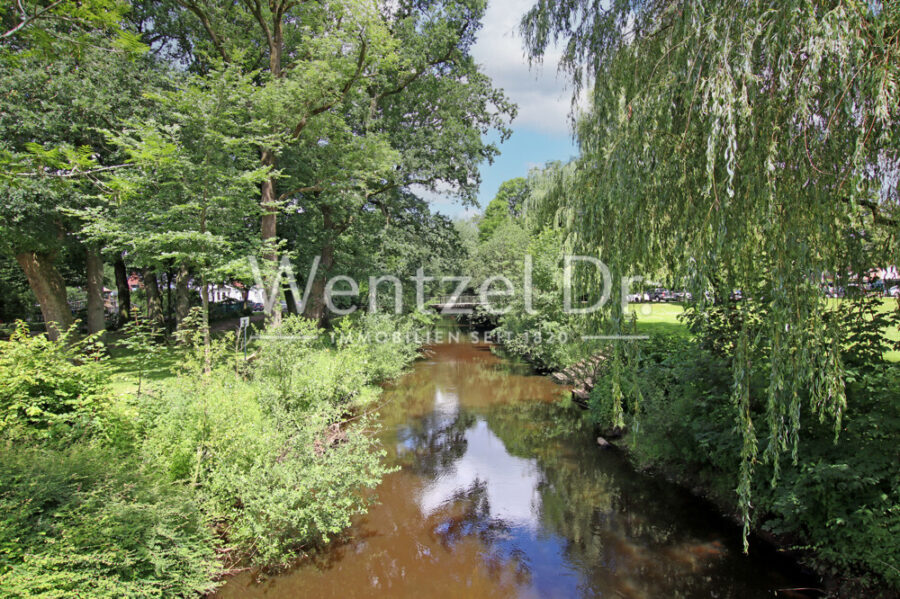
[238,316,250,358]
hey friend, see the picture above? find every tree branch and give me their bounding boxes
[366,182,399,200]
[175,0,230,63]
[18,164,130,178]
[844,196,898,228]
[291,36,368,138]
[2,0,67,39]
[241,0,273,61]
[277,184,323,202]
[374,21,468,102]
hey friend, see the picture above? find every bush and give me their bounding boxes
[589,330,900,592]
[0,444,218,598]
[0,311,425,592]
[139,313,421,566]
[0,322,108,440]
[756,364,900,590]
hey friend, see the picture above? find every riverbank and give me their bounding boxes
[494,307,900,598]
[0,313,430,597]
[217,338,814,597]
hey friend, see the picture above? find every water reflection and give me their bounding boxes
[420,418,543,531]
[218,341,811,599]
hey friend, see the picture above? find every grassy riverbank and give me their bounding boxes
[629,300,900,362]
[496,299,899,595]
[0,314,429,596]
[594,303,900,595]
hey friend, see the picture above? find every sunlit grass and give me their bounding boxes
[105,338,181,396]
[628,302,688,337]
[626,299,900,362]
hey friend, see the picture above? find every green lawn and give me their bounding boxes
[105,338,181,397]
[627,299,900,362]
[628,302,688,337]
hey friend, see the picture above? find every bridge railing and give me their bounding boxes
[431,295,482,305]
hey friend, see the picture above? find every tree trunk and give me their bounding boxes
[85,246,105,335]
[114,255,131,324]
[200,276,211,372]
[166,267,174,328]
[260,24,283,324]
[260,150,281,326]
[175,263,191,325]
[15,251,74,341]
[303,238,334,325]
[283,284,298,315]
[144,268,165,329]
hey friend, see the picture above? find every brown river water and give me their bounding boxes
[218,340,813,598]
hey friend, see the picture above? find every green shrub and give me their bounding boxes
[140,313,419,566]
[756,364,900,589]
[0,321,109,441]
[337,312,430,382]
[143,368,392,566]
[590,331,900,591]
[496,293,583,372]
[0,444,218,598]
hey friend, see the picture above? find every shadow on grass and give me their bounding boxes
[104,334,183,395]
[636,320,691,338]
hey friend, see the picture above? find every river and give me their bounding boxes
[218,339,811,598]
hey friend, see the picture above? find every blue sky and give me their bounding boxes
[425,0,581,219]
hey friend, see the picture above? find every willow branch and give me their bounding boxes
[843,196,898,228]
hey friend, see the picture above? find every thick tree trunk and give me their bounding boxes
[143,268,165,329]
[258,26,286,326]
[85,246,106,335]
[303,238,334,325]
[303,278,327,323]
[15,251,74,341]
[260,150,281,326]
[175,264,191,325]
[114,255,131,324]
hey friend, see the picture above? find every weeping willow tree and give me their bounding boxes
[521,0,900,545]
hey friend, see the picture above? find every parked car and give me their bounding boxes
[649,288,673,302]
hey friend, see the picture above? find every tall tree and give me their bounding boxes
[522,0,900,542]
[0,42,152,338]
[131,0,394,294]
[478,177,528,242]
[84,64,271,340]
[134,0,513,323]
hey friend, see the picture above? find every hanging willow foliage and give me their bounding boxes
[521,0,900,546]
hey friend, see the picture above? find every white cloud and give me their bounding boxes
[472,0,577,136]
[418,417,542,530]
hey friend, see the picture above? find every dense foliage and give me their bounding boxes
[0,322,108,438]
[590,304,900,592]
[0,445,219,598]
[519,0,900,551]
[0,313,429,594]
[470,167,900,592]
